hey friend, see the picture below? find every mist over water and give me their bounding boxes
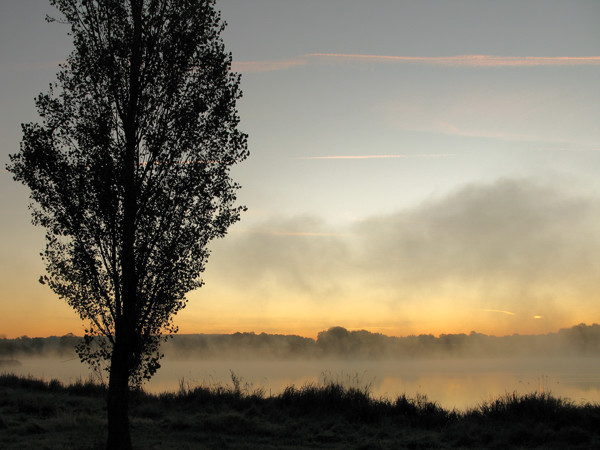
[151,356,600,410]
[3,325,600,410]
[3,356,600,411]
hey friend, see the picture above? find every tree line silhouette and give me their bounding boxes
[3,323,599,360]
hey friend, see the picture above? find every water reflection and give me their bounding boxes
[5,356,600,410]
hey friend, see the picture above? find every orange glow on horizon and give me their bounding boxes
[1,284,596,340]
[1,316,589,341]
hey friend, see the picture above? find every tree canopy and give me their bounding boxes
[7,0,247,447]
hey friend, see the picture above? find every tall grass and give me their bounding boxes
[0,373,106,397]
[2,372,600,449]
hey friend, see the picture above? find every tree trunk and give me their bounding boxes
[106,338,132,450]
[106,2,142,448]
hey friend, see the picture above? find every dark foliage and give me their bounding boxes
[7,0,247,385]
[6,1,247,447]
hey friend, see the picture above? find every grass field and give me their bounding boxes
[1,373,599,449]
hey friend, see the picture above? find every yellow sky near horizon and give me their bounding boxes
[3,253,596,340]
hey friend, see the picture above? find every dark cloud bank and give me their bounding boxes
[2,323,600,361]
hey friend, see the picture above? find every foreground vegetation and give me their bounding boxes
[1,373,599,449]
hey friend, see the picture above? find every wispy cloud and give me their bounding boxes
[232,58,308,73]
[310,54,600,67]
[382,85,600,146]
[233,54,600,73]
[480,309,517,316]
[297,154,454,160]
[255,230,343,237]
[234,226,344,237]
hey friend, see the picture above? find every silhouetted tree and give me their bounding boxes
[317,326,353,355]
[7,1,247,448]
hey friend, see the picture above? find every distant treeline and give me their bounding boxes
[0,333,80,358]
[2,324,600,359]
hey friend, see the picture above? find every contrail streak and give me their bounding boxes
[309,53,600,67]
[298,154,454,160]
[232,54,600,73]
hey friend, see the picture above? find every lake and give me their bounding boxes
[5,356,600,410]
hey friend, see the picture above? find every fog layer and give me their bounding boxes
[2,323,599,360]
[201,177,600,334]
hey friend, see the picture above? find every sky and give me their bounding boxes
[1,0,600,339]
